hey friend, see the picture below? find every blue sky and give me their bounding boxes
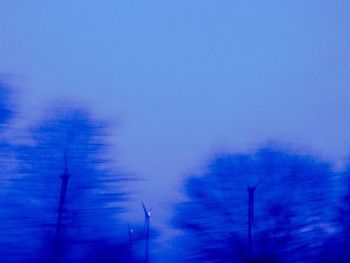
[1,0,350,251]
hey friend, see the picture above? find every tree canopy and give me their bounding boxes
[174,147,335,263]
[1,104,129,262]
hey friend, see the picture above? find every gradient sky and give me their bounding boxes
[1,0,350,251]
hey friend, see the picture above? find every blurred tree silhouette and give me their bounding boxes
[0,81,20,262]
[0,81,14,172]
[323,163,350,262]
[0,82,13,127]
[6,104,130,262]
[174,147,335,263]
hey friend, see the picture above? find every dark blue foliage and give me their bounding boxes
[0,82,13,126]
[0,101,133,262]
[174,147,337,263]
[2,84,350,262]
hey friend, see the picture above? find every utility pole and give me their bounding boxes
[145,219,149,263]
[54,151,70,262]
[247,186,255,263]
[142,202,151,263]
[247,178,264,263]
[128,224,134,263]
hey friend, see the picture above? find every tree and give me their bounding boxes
[0,81,21,262]
[174,147,334,263]
[10,104,129,262]
[0,81,14,126]
[323,161,350,262]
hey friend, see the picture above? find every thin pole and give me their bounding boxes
[142,202,151,263]
[246,176,265,262]
[247,186,255,263]
[54,151,70,261]
[128,224,133,263]
[145,218,149,263]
